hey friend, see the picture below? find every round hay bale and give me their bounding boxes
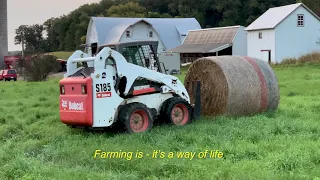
[184,56,280,117]
[251,57,280,111]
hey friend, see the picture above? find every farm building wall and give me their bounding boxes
[179,47,233,63]
[247,29,276,63]
[232,26,247,56]
[86,21,99,45]
[118,22,166,54]
[275,6,320,62]
[158,52,181,74]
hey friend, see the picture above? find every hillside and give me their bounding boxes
[51,51,73,60]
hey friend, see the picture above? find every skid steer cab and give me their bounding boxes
[59,42,201,133]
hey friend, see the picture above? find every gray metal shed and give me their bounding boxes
[166,25,247,63]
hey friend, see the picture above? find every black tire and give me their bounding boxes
[159,97,192,126]
[14,78,17,81]
[118,102,153,133]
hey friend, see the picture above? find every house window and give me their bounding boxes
[126,31,130,37]
[297,14,304,27]
[149,31,153,37]
[259,32,262,39]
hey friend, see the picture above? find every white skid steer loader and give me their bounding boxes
[59,41,201,133]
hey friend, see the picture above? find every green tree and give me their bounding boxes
[54,15,70,50]
[107,2,146,17]
[14,24,46,54]
[297,0,320,16]
[43,18,60,52]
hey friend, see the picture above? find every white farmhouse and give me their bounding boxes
[85,17,201,54]
[245,3,320,63]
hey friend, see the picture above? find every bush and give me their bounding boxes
[272,51,320,67]
[299,52,320,63]
[16,54,61,82]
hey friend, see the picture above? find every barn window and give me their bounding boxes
[126,31,130,37]
[258,32,262,39]
[149,31,153,37]
[297,14,304,27]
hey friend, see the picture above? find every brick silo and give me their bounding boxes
[0,0,8,69]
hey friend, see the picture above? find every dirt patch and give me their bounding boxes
[49,72,65,78]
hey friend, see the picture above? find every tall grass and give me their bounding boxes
[272,51,320,67]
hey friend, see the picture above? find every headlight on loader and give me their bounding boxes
[60,85,65,94]
[81,85,87,94]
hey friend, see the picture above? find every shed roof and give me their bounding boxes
[166,26,240,53]
[245,3,320,31]
[89,17,201,50]
[166,43,231,53]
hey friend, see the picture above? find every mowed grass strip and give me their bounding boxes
[50,51,73,60]
[0,64,320,180]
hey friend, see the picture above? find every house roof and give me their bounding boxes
[245,3,320,31]
[89,17,201,50]
[166,26,240,53]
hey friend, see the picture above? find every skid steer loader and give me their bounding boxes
[59,41,201,133]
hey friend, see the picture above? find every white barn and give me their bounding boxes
[85,17,201,54]
[245,3,320,63]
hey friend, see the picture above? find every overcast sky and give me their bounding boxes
[7,0,101,51]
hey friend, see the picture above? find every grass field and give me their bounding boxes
[0,63,320,179]
[51,51,73,60]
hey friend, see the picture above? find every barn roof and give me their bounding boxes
[245,3,320,31]
[89,17,201,50]
[166,26,240,53]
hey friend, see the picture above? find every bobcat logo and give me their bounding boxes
[61,100,68,110]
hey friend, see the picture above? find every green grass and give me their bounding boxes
[51,51,73,59]
[0,64,320,179]
[177,65,189,81]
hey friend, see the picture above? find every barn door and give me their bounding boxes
[261,50,271,64]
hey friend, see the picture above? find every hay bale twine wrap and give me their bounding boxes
[184,56,280,117]
[250,57,280,111]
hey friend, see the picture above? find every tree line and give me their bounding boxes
[14,0,319,54]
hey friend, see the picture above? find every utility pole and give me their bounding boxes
[21,31,24,58]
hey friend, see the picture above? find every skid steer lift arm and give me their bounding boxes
[186,80,201,119]
[97,47,190,103]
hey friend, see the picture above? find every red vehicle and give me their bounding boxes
[0,69,17,81]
